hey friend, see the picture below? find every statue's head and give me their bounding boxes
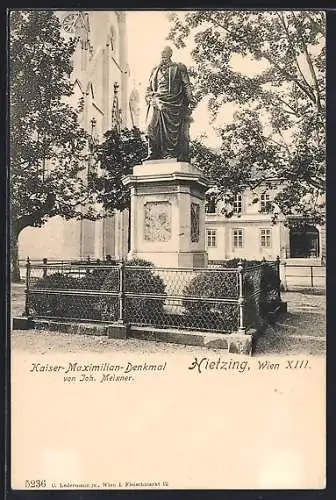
[160,46,173,64]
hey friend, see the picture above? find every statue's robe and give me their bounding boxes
[145,62,192,161]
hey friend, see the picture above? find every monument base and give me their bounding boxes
[128,250,208,269]
[123,159,210,270]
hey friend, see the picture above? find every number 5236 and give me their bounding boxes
[25,479,47,488]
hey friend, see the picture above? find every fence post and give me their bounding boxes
[279,261,288,291]
[275,255,281,296]
[118,260,125,324]
[310,266,314,288]
[85,255,91,275]
[237,260,246,334]
[24,256,31,317]
[42,257,48,278]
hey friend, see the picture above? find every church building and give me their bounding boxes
[19,10,139,262]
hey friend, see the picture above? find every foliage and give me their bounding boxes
[168,11,325,224]
[28,258,280,330]
[221,258,281,321]
[91,127,148,212]
[123,258,155,268]
[182,271,240,332]
[10,11,97,280]
[182,258,280,332]
[28,259,166,323]
[29,266,117,321]
[190,139,245,215]
[80,265,116,290]
[30,272,81,318]
[98,258,166,324]
[218,258,262,268]
[73,268,118,319]
[259,263,281,316]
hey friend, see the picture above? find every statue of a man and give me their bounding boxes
[145,46,195,162]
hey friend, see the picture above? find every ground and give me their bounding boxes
[255,290,325,356]
[10,283,326,356]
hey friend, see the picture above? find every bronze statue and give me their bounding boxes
[145,46,195,162]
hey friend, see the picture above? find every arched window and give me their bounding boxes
[290,224,320,258]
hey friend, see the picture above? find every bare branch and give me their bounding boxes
[277,12,316,99]
[291,11,323,113]
[274,95,299,116]
[208,13,318,106]
[273,125,292,158]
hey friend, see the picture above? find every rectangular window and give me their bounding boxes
[207,229,217,247]
[260,193,271,213]
[206,199,216,214]
[260,229,272,247]
[233,194,242,214]
[233,229,243,248]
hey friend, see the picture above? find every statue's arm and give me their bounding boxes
[178,63,194,104]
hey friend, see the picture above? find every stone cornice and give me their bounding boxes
[123,172,209,190]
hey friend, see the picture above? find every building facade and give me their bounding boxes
[19,10,133,262]
[204,185,325,264]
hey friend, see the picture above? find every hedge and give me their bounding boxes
[182,270,240,332]
[225,259,281,327]
[182,259,280,332]
[29,259,166,324]
[98,258,166,324]
[72,272,107,320]
[30,273,81,318]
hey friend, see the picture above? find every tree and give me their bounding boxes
[168,11,325,226]
[90,126,147,253]
[90,127,148,212]
[10,11,96,281]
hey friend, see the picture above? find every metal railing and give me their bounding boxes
[18,256,118,280]
[282,264,326,291]
[22,257,282,334]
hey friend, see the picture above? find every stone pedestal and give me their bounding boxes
[122,159,209,268]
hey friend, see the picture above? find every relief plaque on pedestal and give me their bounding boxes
[144,201,172,242]
[190,202,200,243]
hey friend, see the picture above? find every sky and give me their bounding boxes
[127,12,197,135]
[127,11,221,146]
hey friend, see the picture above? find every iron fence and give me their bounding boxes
[283,264,326,291]
[22,257,282,334]
[18,256,118,280]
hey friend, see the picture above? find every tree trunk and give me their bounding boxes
[11,215,34,281]
[11,228,21,282]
